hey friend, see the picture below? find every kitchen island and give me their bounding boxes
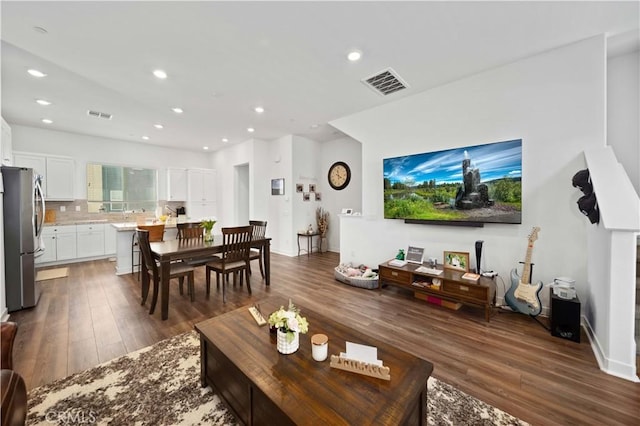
[112,221,182,275]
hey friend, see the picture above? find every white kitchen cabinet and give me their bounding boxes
[36,225,77,264]
[1,117,13,166]
[76,224,105,258]
[45,157,75,200]
[187,169,216,221]
[38,228,57,263]
[13,153,46,185]
[188,169,216,202]
[167,168,188,201]
[13,152,75,200]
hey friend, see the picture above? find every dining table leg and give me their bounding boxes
[264,239,271,286]
[160,259,171,320]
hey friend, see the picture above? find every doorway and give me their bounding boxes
[235,163,250,225]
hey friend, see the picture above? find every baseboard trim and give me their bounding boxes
[583,315,639,382]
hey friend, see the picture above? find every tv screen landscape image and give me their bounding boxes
[383,139,522,225]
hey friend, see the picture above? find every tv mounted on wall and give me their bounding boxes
[383,139,522,226]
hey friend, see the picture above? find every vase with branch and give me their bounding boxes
[316,207,329,237]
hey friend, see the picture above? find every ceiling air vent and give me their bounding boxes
[87,110,113,120]
[362,68,408,96]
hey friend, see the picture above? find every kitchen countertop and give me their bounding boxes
[43,219,185,230]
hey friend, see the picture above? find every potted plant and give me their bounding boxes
[200,218,217,242]
[268,300,309,354]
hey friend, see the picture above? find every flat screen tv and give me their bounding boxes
[383,139,522,225]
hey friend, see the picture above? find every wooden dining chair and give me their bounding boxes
[248,220,267,278]
[176,222,219,267]
[137,229,195,314]
[205,225,252,303]
[132,224,165,280]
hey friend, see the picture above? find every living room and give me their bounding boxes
[1,2,639,425]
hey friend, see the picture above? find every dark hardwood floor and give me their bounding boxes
[10,252,640,425]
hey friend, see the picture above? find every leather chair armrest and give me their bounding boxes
[1,322,18,370]
[1,369,27,426]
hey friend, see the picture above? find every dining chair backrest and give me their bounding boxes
[137,224,165,242]
[221,226,252,263]
[137,229,158,277]
[177,222,204,240]
[249,220,267,241]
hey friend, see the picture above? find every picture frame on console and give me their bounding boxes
[406,246,425,264]
[443,251,469,272]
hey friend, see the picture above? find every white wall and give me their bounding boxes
[320,136,362,253]
[10,125,211,200]
[607,50,640,196]
[292,135,322,250]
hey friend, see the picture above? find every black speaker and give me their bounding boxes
[550,291,581,343]
[474,240,484,274]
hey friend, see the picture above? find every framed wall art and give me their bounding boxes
[443,251,469,272]
[271,178,285,195]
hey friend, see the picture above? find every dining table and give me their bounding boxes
[147,235,271,320]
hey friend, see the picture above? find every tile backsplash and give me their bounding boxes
[44,200,186,223]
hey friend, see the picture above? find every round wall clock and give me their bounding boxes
[328,161,351,190]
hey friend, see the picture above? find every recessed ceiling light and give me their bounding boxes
[153,69,167,79]
[36,99,52,106]
[141,136,150,140]
[347,50,362,62]
[203,146,209,150]
[222,138,229,143]
[310,124,319,129]
[254,106,264,114]
[154,124,164,129]
[41,118,53,124]
[247,127,255,133]
[171,107,183,114]
[27,69,47,78]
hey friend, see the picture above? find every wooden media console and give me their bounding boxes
[378,260,496,322]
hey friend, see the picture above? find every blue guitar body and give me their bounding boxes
[505,227,543,316]
[505,268,543,316]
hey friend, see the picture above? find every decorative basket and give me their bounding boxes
[334,267,379,290]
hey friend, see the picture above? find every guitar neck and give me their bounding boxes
[522,243,534,284]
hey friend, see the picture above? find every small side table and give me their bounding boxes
[297,232,321,257]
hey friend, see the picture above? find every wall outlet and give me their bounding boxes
[60,206,66,212]
[75,205,81,212]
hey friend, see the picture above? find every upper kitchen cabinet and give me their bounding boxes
[46,157,75,200]
[13,152,75,200]
[167,168,188,201]
[187,168,216,202]
[1,117,13,166]
[187,168,216,220]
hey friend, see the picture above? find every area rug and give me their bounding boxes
[26,331,528,426]
[35,267,69,281]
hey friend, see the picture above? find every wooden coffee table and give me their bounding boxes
[195,296,433,425]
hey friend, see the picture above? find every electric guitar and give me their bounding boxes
[505,227,543,316]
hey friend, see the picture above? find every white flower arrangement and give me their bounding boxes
[268,300,309,343]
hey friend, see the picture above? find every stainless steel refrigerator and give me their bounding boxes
[1,166,45,312]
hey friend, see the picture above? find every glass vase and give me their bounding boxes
[204,229,214,242]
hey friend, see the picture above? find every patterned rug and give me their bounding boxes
[26,331,527,425]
